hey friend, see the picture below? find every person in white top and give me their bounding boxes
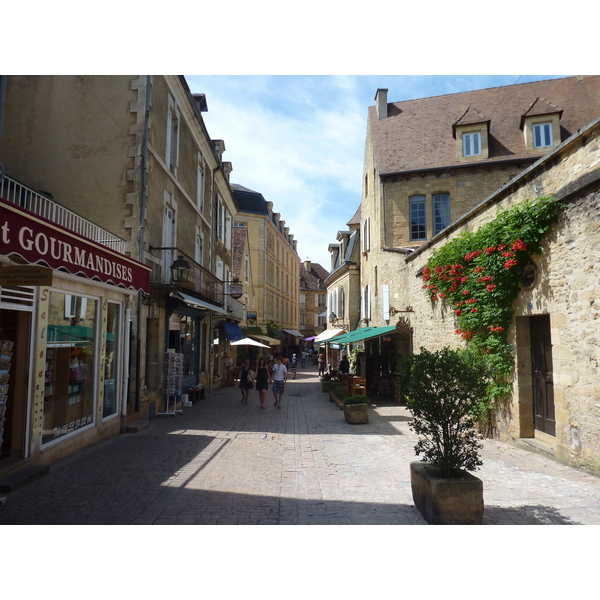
[270,355,287,409]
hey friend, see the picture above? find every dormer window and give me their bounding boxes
[463,131,481,157]
[520,97,562,154]
[453,107,490,163]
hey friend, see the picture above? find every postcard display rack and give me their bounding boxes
[0,340,14,448]
[160,351,183,417]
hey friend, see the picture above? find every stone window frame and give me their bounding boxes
[522,113,561,154]
[454,123,489,162]
[409,194,427,241]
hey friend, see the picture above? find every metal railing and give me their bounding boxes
[148,247,224,305]
[1,175,127,254]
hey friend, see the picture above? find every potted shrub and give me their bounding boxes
[321,373,332,393]
[343,394,371,424]
[396,346,492,525]
[329,382,347,408]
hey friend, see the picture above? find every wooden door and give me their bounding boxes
[530,315,556,436]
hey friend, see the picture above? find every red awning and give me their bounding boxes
[1,199,151,293]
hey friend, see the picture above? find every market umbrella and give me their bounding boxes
[231,337,270,348]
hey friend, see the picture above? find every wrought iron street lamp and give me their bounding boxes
[170,255,191,283]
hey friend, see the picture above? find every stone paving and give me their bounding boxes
[2,364,600,525]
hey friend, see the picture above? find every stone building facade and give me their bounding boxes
[299,260,329,339]
[398,116,600,474]
[325,207,362,332]
[0,75,238,427]
[360,77,600,332]
[231,184,301,349]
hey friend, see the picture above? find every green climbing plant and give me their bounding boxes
[421,195,563,408]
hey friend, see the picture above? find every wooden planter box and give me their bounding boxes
[410,461,483,525]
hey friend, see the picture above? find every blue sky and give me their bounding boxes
[186,75,569,269]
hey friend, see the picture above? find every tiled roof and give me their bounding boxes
[369,76,600,174]
[347,206,361,226]
[300,262,329,290]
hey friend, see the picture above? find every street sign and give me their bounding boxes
[0,265,53,286]
[229,284,243,299]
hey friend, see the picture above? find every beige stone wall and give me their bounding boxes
[0,75,137,246]
[400,120,600,473]
[237,212,299,331]
[360,116,527,329]
[300,288,327,336]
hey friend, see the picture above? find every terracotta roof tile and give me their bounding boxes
[369,76,600,174]
[300,262,329,290]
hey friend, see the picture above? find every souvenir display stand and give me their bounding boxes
[160,351,183,417]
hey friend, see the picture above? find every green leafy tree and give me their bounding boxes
[397,347,492,477]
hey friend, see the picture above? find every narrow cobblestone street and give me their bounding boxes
[2,363,600,526]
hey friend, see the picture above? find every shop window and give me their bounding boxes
[103,302,121,420]
[43,291,97,446]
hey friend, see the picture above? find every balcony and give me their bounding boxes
[1,175,126,254]
[148,247,224,306]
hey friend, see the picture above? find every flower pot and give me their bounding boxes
[343,403,369,424]
[321,381,331,393]
[409,461,483,525]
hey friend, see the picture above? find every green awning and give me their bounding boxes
[329,325,398,347]
[268,329,287,340]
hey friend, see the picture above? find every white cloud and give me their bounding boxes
[188,75,366,268]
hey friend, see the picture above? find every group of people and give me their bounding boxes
[237,346,335,409]
[238,355,288,409]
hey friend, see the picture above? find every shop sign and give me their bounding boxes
[229,284,243,299]
[52,415,93,439]
[1,199,151,293]
[0,264,53,286]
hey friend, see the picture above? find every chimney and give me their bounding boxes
[375,88,388,120]
[304,260,311,272]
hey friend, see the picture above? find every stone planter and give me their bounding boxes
[343,403,369,424]
[410,461,483,525]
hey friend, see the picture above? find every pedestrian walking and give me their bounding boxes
[253,357,271,409]
[290,353,298,379]
[239,358,253,404]
[271,355,287,408]
[318,351,325,377]
[339,354,350,375]
[301,350,307,368]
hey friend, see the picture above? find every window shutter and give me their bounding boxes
[382,284,390,320]
[226,214,232,250]
[361,287,365,319]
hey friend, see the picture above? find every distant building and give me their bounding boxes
[231,184,301,351]
[299,260,329,339]
[324,207,361,333]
